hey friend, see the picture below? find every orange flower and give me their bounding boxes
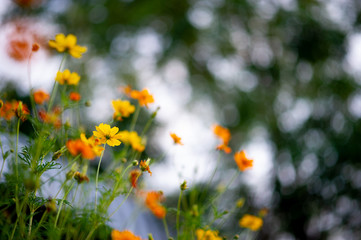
[139,159,152,176]
[170,132,183,145]
[130,89,154,108]
[38,108,62,129]
[120,85,133,97]
[33,90,49,104]
[129,169,142,188]
[213,124,232,154]
[216,143,231,154]
[111,229,142,240]
[145,191,166,219]
[69,92,81,101]
[14,101,30,121]
[234,150,253,171]
[0,101,17,120]
[80,133,104,157]
[66,139,95,160]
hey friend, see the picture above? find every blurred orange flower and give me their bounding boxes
[80,133,104,157]
[69,92,81,101]
[130,89,154,108]
[234,150,253,171]
[129,169,142,188]
[170,132,183,145]
[111,230,142,240]
[38,107,61,129]
[145,191,166,219]
[0,101,17,120]
[33,90,49,104]
[213,124,232,154]
[66,139,95,160]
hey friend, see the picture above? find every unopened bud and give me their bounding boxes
[180,180,187,191]
[74,171,89,184]
[85,101,91,107]
[233,234,239,239]
[121,158,127,163]
[0,99,3,109]
[148,233,154,240]
[151,107,160,118]
[132,160,139,166]
[32,43,40,52]
[46,198,57,212]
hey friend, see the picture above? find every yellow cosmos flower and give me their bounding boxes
[112,99,135,121]
[119,130,145,152]
[239,214,263,231]
[93,123,122,147]
[49,33,87,58]
[55,69,81,85]
[195,229,222,240]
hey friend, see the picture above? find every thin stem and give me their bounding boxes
[162,217,170,239]
[54,181,75,227]
[30,211,47,239]
[0,136,6,179]
[27,209,35,238]
[107,186,134,219]
[129,103,140,132]
[48,53,67,111]
[95,144,106,212]
[14,119,21,215]
[176,190,183,239]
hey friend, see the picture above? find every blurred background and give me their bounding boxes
[1,0,361,239]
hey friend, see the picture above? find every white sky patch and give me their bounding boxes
[345,33,361,79]
[187,7,214,29]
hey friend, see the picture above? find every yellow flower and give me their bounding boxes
[119,130,145,152]
[55,69,81,85]
[195,229,222,240]
[234,150,253,171]
[112,99,135,121]
[93,123,122,147]
[170,132,183,145]
[239,214,263,231]
[48,33,87,58]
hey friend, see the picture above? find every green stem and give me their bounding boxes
[129,104,140,132]
[30,211,47,239]
[54,181,75,227]
[14,119,21,215]
[176,190,183,239]
[48,53,67,111]
[107,186,134,219]
[95,145,106,212]
[0,136,6,179]
[163,217,170,239]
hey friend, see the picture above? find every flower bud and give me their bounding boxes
[132,160,139,166]
[32,43,40,52]
[180,180,187,191]
[46,198,57,212]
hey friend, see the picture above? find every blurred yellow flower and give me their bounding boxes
[111,229,142,240]
[239,214,263,231]
[112,99,135,121]
[48,33,87,58]
[234,150,253,171]
[119,130,145,152]
[170,132,183,145]
[93,123,122,147]
[195,229,222,240]
[55,69,80,85]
